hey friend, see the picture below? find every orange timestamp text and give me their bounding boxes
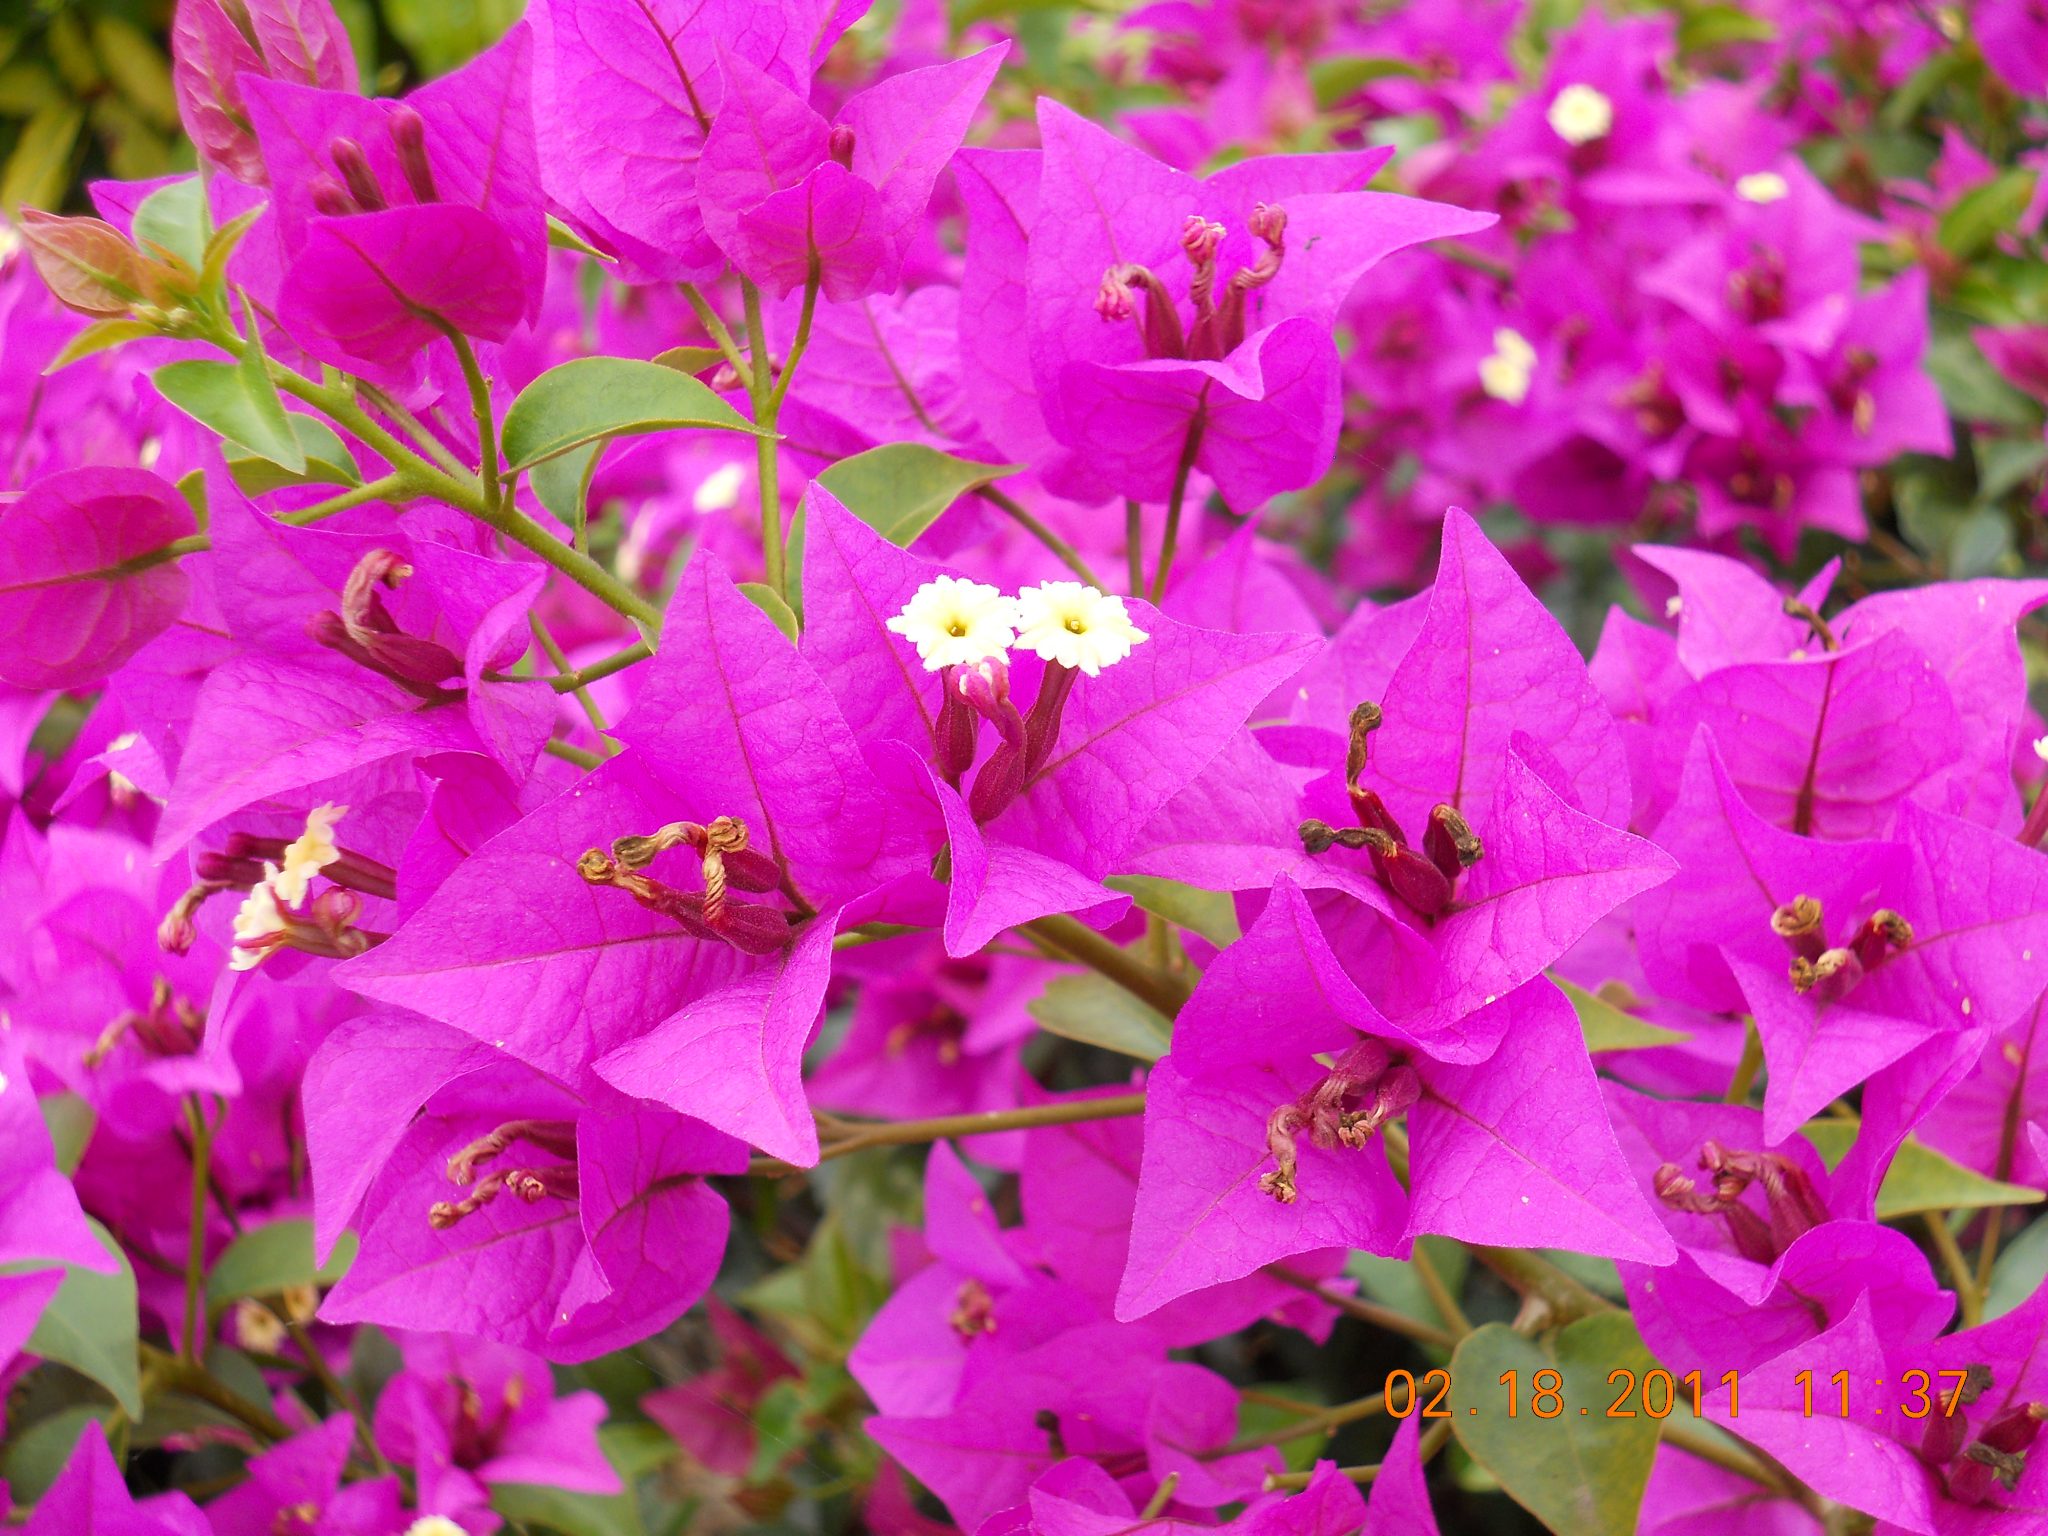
[1380,1366,1979,1420]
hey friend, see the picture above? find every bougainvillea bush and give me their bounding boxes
[2,0,2047,1532]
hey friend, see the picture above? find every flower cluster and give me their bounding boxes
[0,0,2044,1534]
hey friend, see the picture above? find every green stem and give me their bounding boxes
[443,330,502,513]
[1976,1015,2036,1296]
[1022,914,1193,1017]
[278,472,410,525]
[1139,1474,1180,1519]
[1412,1243,1474,1337]
[742,279,788,602]
[1469,1244,1613,1327]
[544,738,603,770]
[477,500,664,630]
[1265,1264,1456,1349]
[680,283,750,378]
[1661,1413,1809,1501]
[181,1097,216,1362]
[1725,1017,1764,1103]
[1151,414,1206,603]
[520,639,654,693]
[358,383,471,481]
[1228,1388,1386,1454]
[531,611,615,754]
[752,1092,1148,1172]
[1125,499,1145,596]
[1265,1464,1381,1492]
[765,264,820,419]
[142,1344,290,1442]
[1927,1211,1981,1327]
[981,487,1106,587]
[285,1317,390,1473]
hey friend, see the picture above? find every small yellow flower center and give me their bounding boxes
[948,620,967,637]
[1065,617,1087,634]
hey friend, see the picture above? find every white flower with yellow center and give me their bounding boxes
[1478,328,1538,406]
[1547,83,1614,146]
[230,869,288,972]
[1735,171,1790,204]
[271,803,348,905]
[405,1519,469,1536]
[1014,582,1149,677]
[885,577,1020,671]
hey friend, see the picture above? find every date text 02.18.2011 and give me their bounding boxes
[1383,1367,1981,1420]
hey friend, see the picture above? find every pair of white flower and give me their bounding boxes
[228,804,348,970]
[887,578,1149,679]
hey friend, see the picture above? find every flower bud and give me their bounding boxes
[1424,804,1482,880]
[1850,908,1912,969]
[1344,701,1382,785]
[390,105,439,203]
[19,210,151,318]
[968,741,1027,824]
[328,137,387,211]
[827,123,857,169]
[1770,895,1825,961]
[1359,828,1454,918]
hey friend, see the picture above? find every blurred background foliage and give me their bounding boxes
[0,0,528,215]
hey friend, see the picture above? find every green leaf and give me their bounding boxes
[1347,1236,1469,1342]
[1309,54,1422,107]
[747,1379,806,1484]
[1987,1213,2048,1321]
[1105,875,1242,947]
[1028,972,1173,1062]
[38,1093,94,1175]
[1978,436,2048,502]
[493,1422,658,1536]
[546,213,615,261]
[652,344,728,376]
[531,441,602,527]
[226,415,361,496]
[91,18,180,131]
[205,1220,358,1315]
[1926,330,2034,429]
[2,101,84,216]
[200,204,268,295]
[816,444,1020,547]
[131,175,207,273]
[1677,4,1777,51]
[381,0,523,74]
[500,356,763,471]
[1937,170,2039,262]
[739,581,800,643]
[21,1220,141,1417]
[44,318,155,374]
[1,1406,108,1504]
[155,352,306,475]
[1551,976,1689,1053]
[1448,1313,1661,1536]
[1799,1123,2044,1220]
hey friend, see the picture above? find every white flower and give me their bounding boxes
[271,803,347,905]
[1547,83,1614,146]
[1013,582,1149,677]
[1477,328,1538,406]
[229,869,288,972]
[1735,171,1790,204]
[885,577,1020,671]
[404,1520,469,1536]
[2032,734,2048,764]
